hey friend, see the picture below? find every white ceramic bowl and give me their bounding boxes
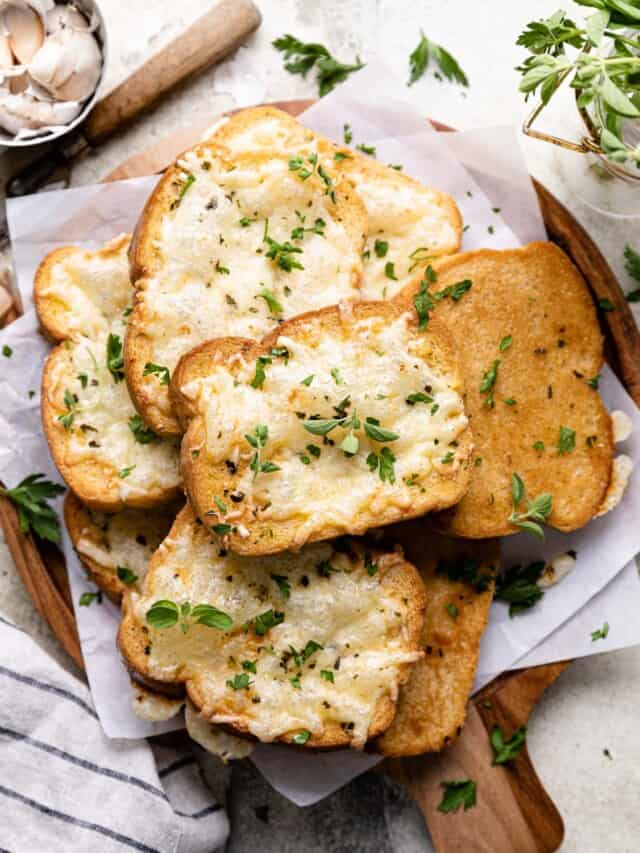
[0,0,107,148]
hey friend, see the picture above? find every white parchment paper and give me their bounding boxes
[1,59,639,805]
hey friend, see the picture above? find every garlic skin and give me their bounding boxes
[45,3,88,32]
[0,89,79,134]
[29,24,100,101]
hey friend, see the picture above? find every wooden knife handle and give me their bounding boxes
[83,0,261,145]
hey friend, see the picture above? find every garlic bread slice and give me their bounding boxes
[64,491,179,602]
[126,144,367,436]
[119,504,426,750]
[36,236,182,511]
[213,106,462,300]
[173,301,473,556]
[394,242,614,537]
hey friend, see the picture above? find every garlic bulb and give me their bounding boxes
[1,2,44,64]
[29,24,100,101]
[0,89,79,134]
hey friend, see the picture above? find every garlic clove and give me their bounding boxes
[46,3,89,33]
[8,67,27,92]
[0,89,79,134]
[0,32,13,68]
[3,3,44,64]
[29,26,100,102]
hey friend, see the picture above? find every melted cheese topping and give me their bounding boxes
[138,150,362,374]
[134,518,421,747]
[595,454,633,517]
[185,701,253,762]
[131,682,185,722]
[183,312,468,541]
[75,505,175,584]
[47,322,181,500]
[213,110,460,300]
[39,236,132,339]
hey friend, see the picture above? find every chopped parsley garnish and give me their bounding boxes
[215,260,230,275]
[480,359,500,408]
[624,244,640,301]
[384,261,398,280]
[533,441,545,452]
[227,673,251,691]
[494,560,546,616]
[509,472,552,539]
[586,375,600,389]
[330,367,344,385]
[598,298,615,312]
[317,164,337,203]
[437,780,476,814]
[320,670,334,683]
[406,392,433,405]
[253,608,285,636]
[356,142,376,156]
[58,388,77,431]
[292,729,311,744]
[301,374,314,386]
[79,591,102,607]
[251,346,289,388]
[271,573,291,600]
[333,151,351,162]
[106,333,125,382]
[366,446,396,483]
[504,398,516,406]
[363,418,398,442]
[256,287,284,316]
[212,523,234,536]
[239,216,255,227]
[77,372,88,389]
[143,362,171,385]
[273,34,364,96]
[146,600,232,632]
[0,474,65,542]
[413,275,436,330]
[214,497,227,513]
[441,450,455,464]
[128,414,156,444]
[245,424,280,478]
[242,660,257,673]
[175,173,195,204]
[446,602,458,619]
[591,622,610,642]
[291,217,325,240]
[119,465,135,479]
[374,239,389,258]
[364,552,378,576]
[436,555,493,593]
[2,345,12,357]
[491,725,527,764]
[343,124,353,144]
[408,248,433,272]
[117,566,138,585]
[556,425,576,454]
[499,335,513,352]
[264,236,304,272]
[408,31,469,87]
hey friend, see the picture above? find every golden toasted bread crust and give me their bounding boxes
[64,492,179,602]
[373,520,496,756]
[126,143,367,436]
[172,301,473,556]
[394,242,614,537]
[119,505,426,749]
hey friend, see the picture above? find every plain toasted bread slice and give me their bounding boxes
[393,242,614,537]
[64,491,179,602]
[119,504,426,750]
[126,144,367,436]
[172,301,473,556]
[373,520,497,756]
[212,106,462,299]
[35,237,182,512]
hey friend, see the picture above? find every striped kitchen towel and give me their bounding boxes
[0,613,229,853]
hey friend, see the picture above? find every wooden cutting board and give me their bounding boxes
[2,99,640,853]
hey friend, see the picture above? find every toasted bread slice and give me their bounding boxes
[373,520,496,756]
[36,237,182,511]
[126,144,367,436]
[64,491,179,602]
[119,504,426,750]
[172,301,473,556]
[213,106,462,300]
[394,242,614,537]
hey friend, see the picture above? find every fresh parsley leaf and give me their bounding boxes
[366,446,396,483]
[106,333,125,382]
[413,275,436,330]
[441,450,455,464]
[586,375,600,389]
[509,472,553,539]
[128,414,156,444]
[254,609,285,636]
[495,560,546,616]
[406,392,433,405]
[119,465,135,479]
[271,573,291,600]
[598,298,615,312]
[292,729,311,744]
[227,673,251,690]
[320,669,334,683]
[116,566,138,585]
[533,440,545,451]
[384,261,398,280]
[0,474,65,543]
[491,725,527,764]
[438,780,477,813]
[264,237,304,273]
[143,363,171,385]
[242,660,257,673]
[409,31,469,87]
[499,335,513,352]
[343,124,353,144]
[436,555,493,593]
[146,599,179,628]
[2,345,12,357]
[191,604,233,630]
[79,591,102,607]
[176,173,195,204]
[333,151,351,162]
[591,622,610,642]
[246,424,280,478]
[303,417,346,436]
[301,374,314,386]
[364,552,378,576]
[446,602,459,619]
[58,388,76,431]
[212,523,234,536]
[356,142,376,156]
[480,359,500,408]
[557,425,576,454]
[624,244,640,283]
[374,239,389,258]
[273,35,364,96]
[363,420,399,443]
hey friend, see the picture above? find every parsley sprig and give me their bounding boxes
[495,560,546,616]
[245,424,281,479]
[409,31,469,87]
[438,780,477,813]
[106,333,125,382]
[0,474,65,542]
[273,34,364,96]
[491,725,527,764]
[251,346,289,389]
[623,244,640,302]
[509,472,553,539]
[146,600,232,633]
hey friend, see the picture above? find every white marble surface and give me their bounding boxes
[2,1,640,850]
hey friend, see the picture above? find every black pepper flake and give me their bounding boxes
[225,460,237,474]
[230,490,245,503]
[534,347,547,355]
[136,535,147,546]
[557,339,566,348]
[574,370,584,379]
[547,385,553,399]
[300,575,309,587]
[144,645,151,655]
